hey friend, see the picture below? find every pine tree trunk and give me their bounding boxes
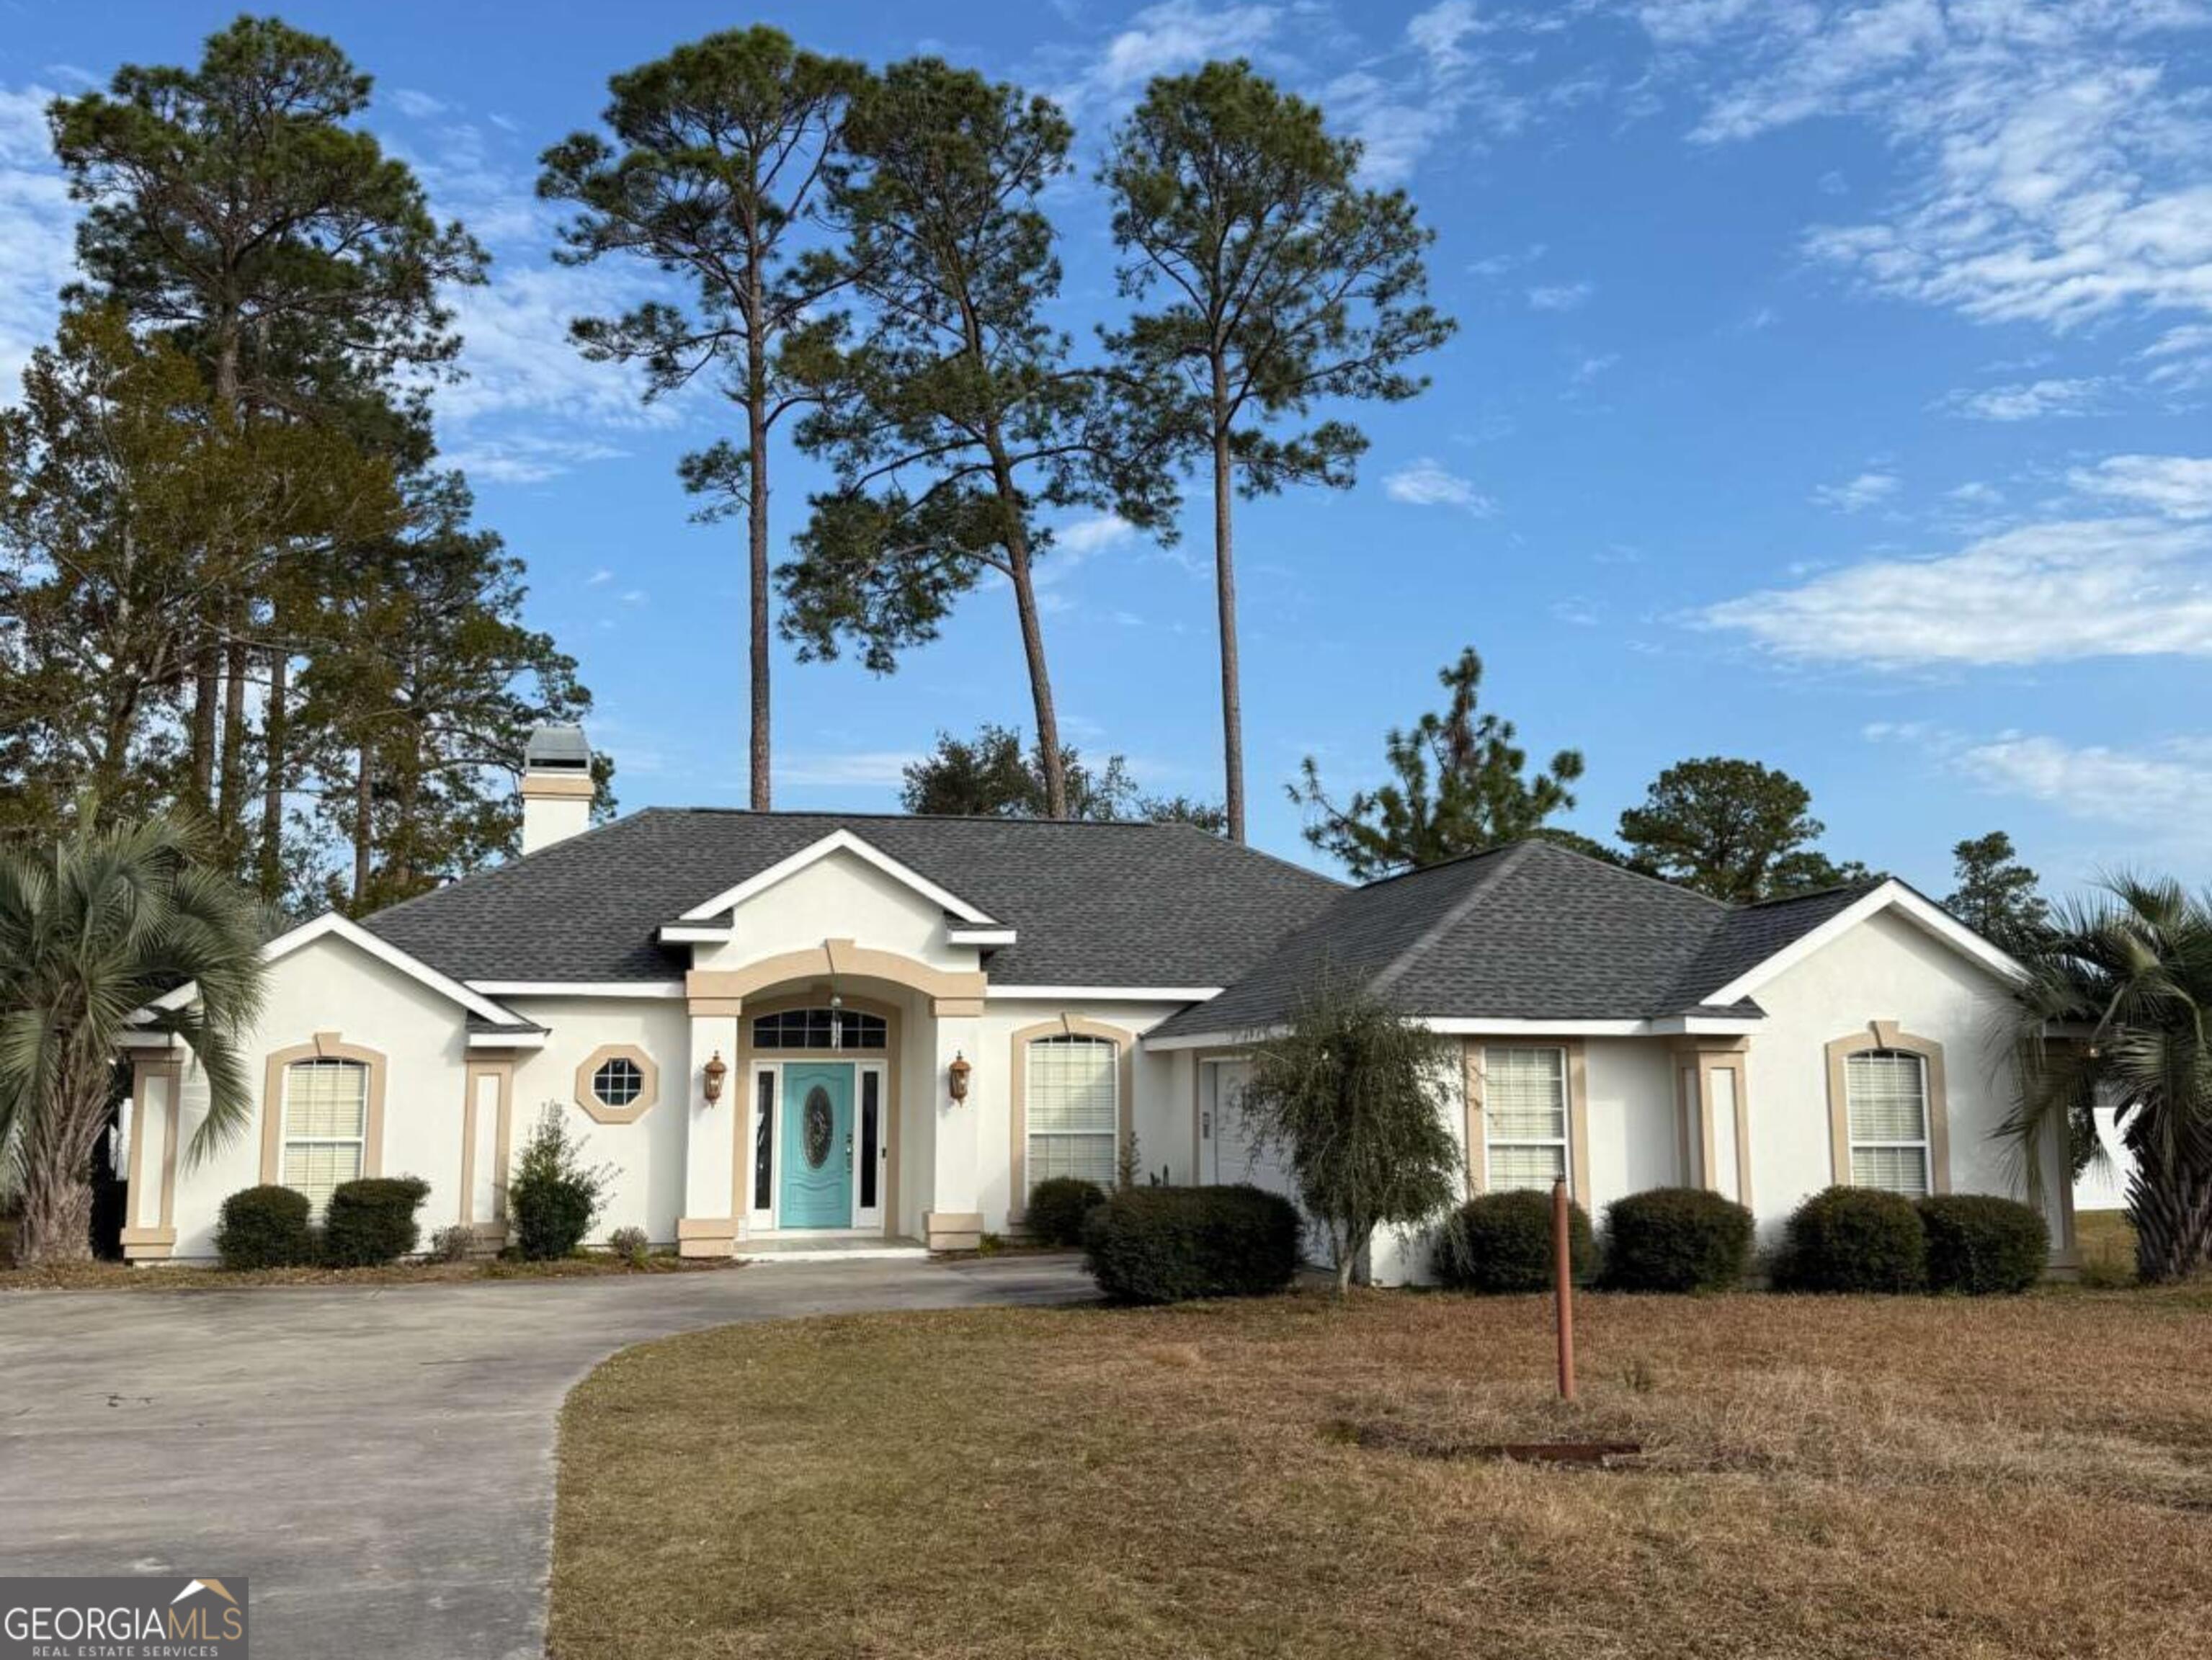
[746,321,773,813]
[1007,541,1068,820]
[189,638,220,811]
[2128,1155,2212,1283]
[352,746,374,907]
[260,650,287,900]
[1210,376,1247,844]
[218,633,250,849]
[980,426,1068,820]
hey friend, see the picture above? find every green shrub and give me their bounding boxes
[1777,1185,1927,1293]
[606,1225,651,1267]
[1435,1189,1592,1292]
[215,1184,314,1269]
[427,1223,476,1264]
[509,1107,614,1261]
[1916,1194,2048,1295]
[1081,1184,1301,1303]
[1602,1187,1755,1293]
[1025,1177,1107,1247]
[322,1176,430,1267]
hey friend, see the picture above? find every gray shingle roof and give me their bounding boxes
[1151,841,1888,1038]
[362,808,1344,987]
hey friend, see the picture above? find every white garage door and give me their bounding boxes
[1205,1061,1321,1262]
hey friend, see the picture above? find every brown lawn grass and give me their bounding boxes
[550,1283,2212,1660]
[2077,1209,2139,1285]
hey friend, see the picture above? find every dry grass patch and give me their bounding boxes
[552,1285,2212,1660]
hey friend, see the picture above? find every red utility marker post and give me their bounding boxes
[1553,1175,1577,1402]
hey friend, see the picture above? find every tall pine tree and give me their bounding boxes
[1102,61,1454,842]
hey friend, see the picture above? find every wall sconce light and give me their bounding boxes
[947,1050,971,1105]
[702,1050,728,1107]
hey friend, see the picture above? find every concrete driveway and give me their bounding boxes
[0,1256,1094,1658]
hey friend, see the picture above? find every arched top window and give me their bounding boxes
[1844,1048,1931,1196]
[1025,1033,1119,1193]
[751,1007,887,1051]
[282,1058,369,1214]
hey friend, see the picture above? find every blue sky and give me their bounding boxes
[4,1,2209,896]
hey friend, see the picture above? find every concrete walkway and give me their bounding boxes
[0,1256,1094,1659]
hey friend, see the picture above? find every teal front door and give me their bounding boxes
[780,1062,855,1228]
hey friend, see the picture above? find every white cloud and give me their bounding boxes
[1407,1,1484,73]
[1948,480,2004,504]
[776,750,919,788]
[1647,5,2212,332]
[1085,1,1283,105]
[387,88,450,120]
[1527,280,1595,311]
[0,83,78,394]
[1053,513,1138,556]
[1571,352,1620,383]
[585,568,614,586]
[1811,470,1900,512]
[1383,457,1495,512]
[1956,732,2212,831]
[1701,514,2212,667]
[1936,376,2109,421]
[2141,322,2212,389]
[439,434,628,484]
[1469,242,1547,278]
[2069,454,2212,518]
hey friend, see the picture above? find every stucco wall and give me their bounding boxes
[698,848,974,971]
[1746,906,2054,1244]
[167,934,474,1258]
[974,998,1190,1233]
[499,994,692,1242]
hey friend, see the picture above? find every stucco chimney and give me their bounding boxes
[520,724,594,856]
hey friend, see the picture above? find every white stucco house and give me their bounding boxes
[115,726,2077,1280]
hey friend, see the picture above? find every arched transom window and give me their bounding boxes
[751,1007,888,1050]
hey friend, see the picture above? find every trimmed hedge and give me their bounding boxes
[1601,1187,1754,1293]
[1081,1184,1301,1303]
[322,1176,430,1267]
[1917,1194,2048,1295]
[215,1184,314,1269]
[1026,1177,1107,1248]
[1435,1189,1592,1292]
[1777,1185,1927,1293]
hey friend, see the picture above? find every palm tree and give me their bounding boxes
[0,809,270,1264]
[2005,875,2212,1283]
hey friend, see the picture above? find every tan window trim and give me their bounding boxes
[261,1033,387,1186]
[1009,1015,1135,1221]
[1464,1039,1589,1204]
[576,1042,661,1125]
[1824,1019,1950,1195]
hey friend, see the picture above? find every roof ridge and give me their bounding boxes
[1368,840,1538,998]
[1518,837,1734,910]
[1735,875,1888,910]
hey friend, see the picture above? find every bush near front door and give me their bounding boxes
[1081,1185,1301,1303]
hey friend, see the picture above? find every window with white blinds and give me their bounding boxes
[282,1058,368,1214]
[1845,1050,1931,1196]
[1484,1045,1569,1193]
[1026,1035,1118,1192]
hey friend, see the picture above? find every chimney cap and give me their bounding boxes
[525,723,592,773]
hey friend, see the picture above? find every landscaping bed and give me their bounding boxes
[551,1283,2212,1659]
